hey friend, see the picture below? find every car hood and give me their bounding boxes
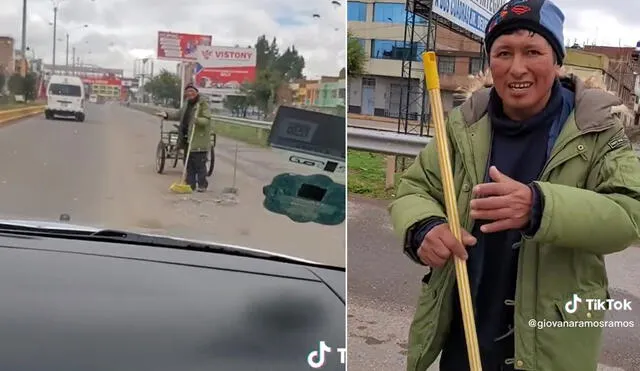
[0,219,325,266]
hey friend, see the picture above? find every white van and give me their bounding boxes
[45,75,85,122]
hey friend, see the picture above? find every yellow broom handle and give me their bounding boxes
[422,51,482,371]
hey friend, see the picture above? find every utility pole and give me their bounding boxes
[72,47,75,75]
[52,6,58,71]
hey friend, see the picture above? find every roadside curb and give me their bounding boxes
[0,105,45,126]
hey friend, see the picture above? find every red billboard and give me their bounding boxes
[157,31,212,61]
[193,46,256,89]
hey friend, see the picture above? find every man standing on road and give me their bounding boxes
[389,1,640,370]
[158,83,213,192]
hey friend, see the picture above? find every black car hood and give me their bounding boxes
[0,230,346,370]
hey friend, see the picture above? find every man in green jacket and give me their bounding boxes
[389,1,640,370]
[158,83,213,192]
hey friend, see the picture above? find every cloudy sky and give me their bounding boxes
[0,0,345,79]
[557,0,640,48]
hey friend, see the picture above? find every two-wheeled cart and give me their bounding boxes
[155,118,216,175]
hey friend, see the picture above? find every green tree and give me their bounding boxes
[223,95,249,116]
[8,73,25,96]
[245,35,306,117]
[144,69,181,107]
[347,30,367,77]
[0,73,5,93]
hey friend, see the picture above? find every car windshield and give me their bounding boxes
[49,83,81,96]
[0,0,346,269]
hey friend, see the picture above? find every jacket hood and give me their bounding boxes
[453,68,631,132]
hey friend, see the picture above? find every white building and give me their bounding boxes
[347,0,428,118]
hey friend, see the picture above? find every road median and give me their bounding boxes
[126,103,270,146]
[0,104,45,126]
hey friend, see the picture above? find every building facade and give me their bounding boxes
[0,36,14,79]
[347,0,484,118]
[317,79,346,107]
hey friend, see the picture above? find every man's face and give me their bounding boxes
[489,30,558,119]
[185,88,198,101]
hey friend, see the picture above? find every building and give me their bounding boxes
[581,45,638,108]
[0,36,14,78]
[347,0,484,118]
[317,78,346,108]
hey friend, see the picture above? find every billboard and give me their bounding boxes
[157,31,213,61]
[82,77,121,86]
[432,0,508,38]
[193,46,257,89]
[120,78,139,88]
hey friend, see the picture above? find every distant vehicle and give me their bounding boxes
[89,94,98,103]
[45,75,85,122]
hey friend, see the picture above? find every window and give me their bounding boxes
[438,56,456,74]
[49,83,82,96]
[362,77,376,87]
[469,57,483,74]
[347,1,367,22]
[339,88,345,99]
[371,40,425,61]
[372,3,427,24]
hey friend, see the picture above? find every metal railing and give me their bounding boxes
[347,127,430,156]
[128,103,271,129]
[212,114,270,129]
[348,127,640,158]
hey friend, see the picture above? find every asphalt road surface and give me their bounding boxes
[0,103,345,267]
[347,195,640,371]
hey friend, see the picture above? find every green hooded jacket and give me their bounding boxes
[167,97,213,152]
[389,75,640,371]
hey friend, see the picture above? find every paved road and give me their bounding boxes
[0,103,345,267]
[347,195,640,371]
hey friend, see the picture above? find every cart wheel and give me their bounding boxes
[207,147,215,176]
[155,141,166,174]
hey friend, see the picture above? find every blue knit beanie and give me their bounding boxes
[485,0,565,65]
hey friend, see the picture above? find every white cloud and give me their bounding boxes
[555,0,640,48]
[0,0,346,79]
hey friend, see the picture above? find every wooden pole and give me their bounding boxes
[422,51,482,371]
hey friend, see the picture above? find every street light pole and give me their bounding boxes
[52,6,58,71]
[72,46,75,75]
[21,0,27,61]
[65,33,69,74]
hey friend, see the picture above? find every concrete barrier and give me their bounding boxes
[0,105,45,125]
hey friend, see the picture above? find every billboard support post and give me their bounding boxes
[398,0,502,140]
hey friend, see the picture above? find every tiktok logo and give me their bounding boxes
[307,341,331,368]
[565,294,583,314]
[306,341,346,368]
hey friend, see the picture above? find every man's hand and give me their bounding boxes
[470,166,533,233]
[418,223,477,267]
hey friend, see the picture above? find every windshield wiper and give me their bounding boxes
[0,223,336,269]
